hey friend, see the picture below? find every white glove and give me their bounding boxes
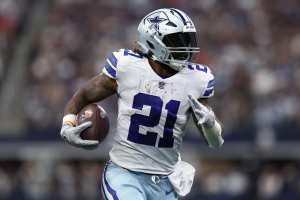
[188,94,224,148]
[188,94,215,128]
[60,121,99,149]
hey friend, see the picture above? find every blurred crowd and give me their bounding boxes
[1,160,300,200]
[190,160,300,200]
[0,160,102,200]
[0,0,299,142]
[0,0,23,83]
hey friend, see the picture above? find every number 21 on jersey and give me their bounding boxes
[128,93,180,148]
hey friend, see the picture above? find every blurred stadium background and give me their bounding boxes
[0,0,300,199]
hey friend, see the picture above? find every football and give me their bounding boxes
[77,104,109,143]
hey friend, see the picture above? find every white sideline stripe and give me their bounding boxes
[102,174,114,200]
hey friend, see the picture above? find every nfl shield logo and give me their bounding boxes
[158,81,165,89]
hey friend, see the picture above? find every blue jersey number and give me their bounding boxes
[124,49,143,58]
[128,93,180,148]
[187,64,208,73]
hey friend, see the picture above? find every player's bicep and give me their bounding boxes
[81,73,117,102]
[64,73,117,115]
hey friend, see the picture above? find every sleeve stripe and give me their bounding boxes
[203,88,214,97]
[104,62,116,78]
[108,53,118,67]
[106,59,117,70]
[207,79,215,88]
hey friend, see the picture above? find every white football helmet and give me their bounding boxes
[137,8,199,71]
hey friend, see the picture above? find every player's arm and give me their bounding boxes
[188,95,224,148]
[64,73,117,115]
[60,73,117,149]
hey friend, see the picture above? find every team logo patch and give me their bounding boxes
[185,21,195,29]
[147,15,167,32]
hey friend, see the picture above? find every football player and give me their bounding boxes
[60,8,223,200]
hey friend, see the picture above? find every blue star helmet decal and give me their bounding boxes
[147,15,167,32]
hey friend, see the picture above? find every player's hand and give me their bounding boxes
[188,95,215,128]
[60,121,99,148]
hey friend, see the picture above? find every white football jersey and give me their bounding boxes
[102,49,215,175]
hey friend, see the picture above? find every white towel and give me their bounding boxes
[168,161,196,197]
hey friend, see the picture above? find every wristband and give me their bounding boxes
[62,114,77,127]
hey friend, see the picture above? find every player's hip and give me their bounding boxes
[109,143,178,175]
[101,161,178,200]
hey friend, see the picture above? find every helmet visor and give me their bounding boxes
[162,32,198,61]
[163,32,198,47]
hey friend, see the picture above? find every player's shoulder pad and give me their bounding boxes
[120,49,145,64]
[102,49,122,79]
[114,48,144,64]
[103,49,144,79]
[201,71,215,98]
[186,63,215,98]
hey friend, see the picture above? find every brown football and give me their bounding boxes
[77,104,109,142]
